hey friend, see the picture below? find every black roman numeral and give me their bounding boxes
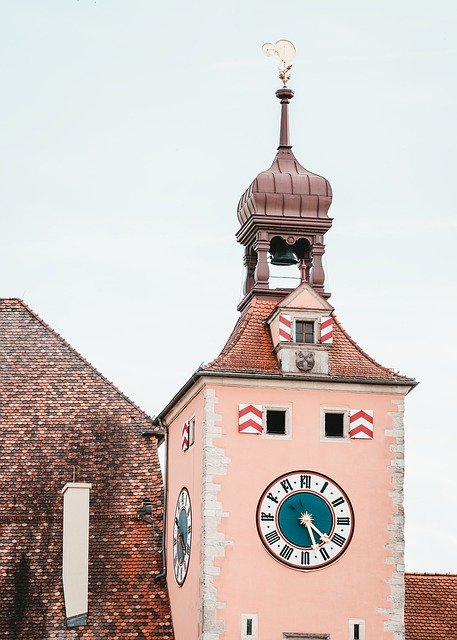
[331,533,346,547]
[265,530,280,545]
[267,492,278,503]
[337,517,350,526]
[188,524,192,534]
[281,479,293,493]
[320,547,330,561]
[332,497,345,507]
[260,512,274,521]
[280,544,293,560]
[301,551,310,565]
[320,481,329,494]
[300,474,311,489]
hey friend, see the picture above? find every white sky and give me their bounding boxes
[1,1,456,572]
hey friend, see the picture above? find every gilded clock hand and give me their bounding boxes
[309,521,330,544]
[305,522,320,551]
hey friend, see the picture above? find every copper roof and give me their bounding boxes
[0,298,172,638]
[237,147,333,227]
[405,573,457,639]
[206,293,413,382]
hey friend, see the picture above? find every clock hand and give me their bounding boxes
[305,522,320,551]
[289,503,302,514]
[309,521,330,544]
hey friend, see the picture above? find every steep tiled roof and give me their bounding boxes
[206,297,279,373]
[329,314,410,380]
[405,573,457,639]
[0,299,173,639]
[206,293,412,382]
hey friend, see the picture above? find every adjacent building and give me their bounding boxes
[0,299,172,639]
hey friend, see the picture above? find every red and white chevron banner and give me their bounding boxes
[182,421,190,450]
[278,314,292,342]
[238,404,263,434]
[349,409,374,439]
[320,317,333,344]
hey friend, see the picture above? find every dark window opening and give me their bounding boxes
[324,412,345,437]
[246,618,253,635]
[353,623,360,640]
[266,410,286,435]
[296,320,314,344]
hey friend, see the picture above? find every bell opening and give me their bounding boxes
[269,237,299,266]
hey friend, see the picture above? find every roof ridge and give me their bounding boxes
[332,312,413,380]
[406,572,457,576]
[0,298,158,431]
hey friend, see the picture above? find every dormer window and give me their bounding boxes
[295,320,314,344]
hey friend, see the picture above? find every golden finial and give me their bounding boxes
[262,39,297,86]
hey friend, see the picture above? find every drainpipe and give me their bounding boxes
[155,418,168,580]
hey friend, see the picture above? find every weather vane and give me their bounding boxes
[262,39,297,86]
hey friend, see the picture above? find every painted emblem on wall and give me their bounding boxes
[295,350,315,372]
[173,487,192,585]
[256,471,354,570]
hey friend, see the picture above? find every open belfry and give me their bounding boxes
[156,41,417,639]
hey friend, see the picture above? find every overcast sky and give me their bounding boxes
[1,1,456,572]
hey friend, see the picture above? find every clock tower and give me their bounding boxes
[156,44,416,640]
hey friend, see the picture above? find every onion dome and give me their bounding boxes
[236,86,334,304]
[237,88,332,228]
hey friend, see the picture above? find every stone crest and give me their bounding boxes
[295,350,315,372]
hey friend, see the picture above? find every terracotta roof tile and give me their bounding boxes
[329,314,411,380]
[206,297,279,374]
[405,573,457,639]
[206,293,413,382]
[0,298,173,638]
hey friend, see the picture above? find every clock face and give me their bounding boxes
[256,471,354,571]
[173,488,192,585]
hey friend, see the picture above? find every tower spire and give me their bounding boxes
[235,40,333,308]
[275,87,294,148]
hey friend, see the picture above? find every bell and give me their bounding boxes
[270,245,299,266]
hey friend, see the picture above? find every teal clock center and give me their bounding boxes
[278,492,333,548]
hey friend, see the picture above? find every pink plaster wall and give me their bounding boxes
[166,392,205,639]
[166,379,407,640]
[210,383,402,639]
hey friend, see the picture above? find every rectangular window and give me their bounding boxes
[349,619,365,640]
[241,614,258,640]
[188,417,196,447]
[266,409,286,435]
[325,412,345,438]
[295,320,314,344]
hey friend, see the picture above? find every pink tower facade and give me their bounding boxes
[156,77,416,640]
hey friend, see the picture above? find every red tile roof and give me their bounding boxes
[206,294,412,382]
[0,299,173,639]
[206,296,279,373]
[405,573,457,639]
